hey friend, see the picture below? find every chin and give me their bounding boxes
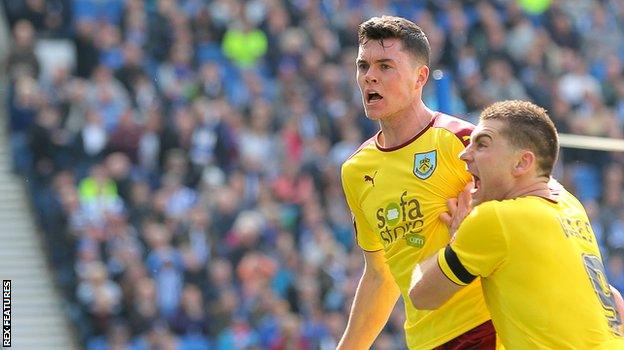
[365,106,393,120]
[364,110,383,121]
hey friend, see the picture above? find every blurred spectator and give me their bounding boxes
[115,42,148,98]
[29,105,72,180]
[481,57,528,102]
[73,20,100,78]
[6,19,39,81]
[76,261,122,335]
[557,50,601,108]
[546,7,581,50]
[169,284,211,336]
[108,109,143,162]
[222,14,267,69]
[75,108,107,173]
[144,222,184,317]
[126,275,159,335]
[78,164,124,227]
[157,42,198,106]
[86,321,133,350]
[87,65,130,132]
[8,74,40,174]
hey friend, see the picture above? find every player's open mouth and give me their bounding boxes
[367,92,383,103]
[471,175,481,194]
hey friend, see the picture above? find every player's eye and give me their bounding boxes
[357,63,369,70]
[380,64,390,70]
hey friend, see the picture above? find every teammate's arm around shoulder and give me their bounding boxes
[337,250,400,350]
[408,249,465,310]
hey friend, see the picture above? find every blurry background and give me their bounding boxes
[1,0,624,349]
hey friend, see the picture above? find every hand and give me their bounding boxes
[440,181,473,235]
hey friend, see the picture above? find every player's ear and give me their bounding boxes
[512,150,535,176]
[415,64,429,88]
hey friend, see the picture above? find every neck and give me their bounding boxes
[378,102,434,148]
[505,175,551,200]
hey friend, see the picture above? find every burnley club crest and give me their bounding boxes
[414,150,437,180]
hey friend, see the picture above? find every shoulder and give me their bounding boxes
[341,134,377,176]
[556,182,583,208]
[455,201,506,245]
[467,201,501,222]
[476,197,547,222]
[430,113,474,147]
[343,134,377,165]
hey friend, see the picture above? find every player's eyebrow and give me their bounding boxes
[356,58,395,65]
[472,133,492,144]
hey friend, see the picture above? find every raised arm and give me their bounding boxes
[337,249,400,349]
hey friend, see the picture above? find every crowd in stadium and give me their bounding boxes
[3,0,624,348]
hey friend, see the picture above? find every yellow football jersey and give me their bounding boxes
[341,113,491,349]
[440,184,624,349]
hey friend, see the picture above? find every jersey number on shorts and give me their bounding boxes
[582,254,623,336]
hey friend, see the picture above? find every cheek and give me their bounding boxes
[356,74,364,88]
[482,160,510,186]
[398,78,417,99]
[386,82,408,101]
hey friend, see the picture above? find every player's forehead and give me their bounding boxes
[357,38,407,61]
[471,119,506,143]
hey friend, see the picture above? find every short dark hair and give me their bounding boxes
[358,16,430,66]
[480,100,559,176]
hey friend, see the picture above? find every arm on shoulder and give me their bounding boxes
[409,248,467,310]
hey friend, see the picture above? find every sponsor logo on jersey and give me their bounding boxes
[375,191,425,248]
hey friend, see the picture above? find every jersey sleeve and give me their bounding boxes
[434,115,475,186]
[341,163,383,252]
[432,114,474,148]
[448,135,473,185]
[440,203,508,281]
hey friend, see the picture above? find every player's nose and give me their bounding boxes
[459,148,471,163]
[364,70,378,84]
